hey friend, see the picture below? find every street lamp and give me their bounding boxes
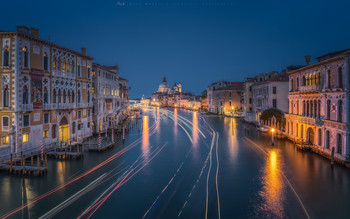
[271,128,275,146]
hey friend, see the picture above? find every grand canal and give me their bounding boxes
[1,107,350,218]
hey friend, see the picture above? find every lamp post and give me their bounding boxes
[271,128,275,146]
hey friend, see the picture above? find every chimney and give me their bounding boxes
[305,55,311,65]
[30,27,39,38]
[81,48,86,55]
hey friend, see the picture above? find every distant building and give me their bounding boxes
[285,49,350,161]
[252,72,289,124]
[207,81,244,115]
[157,76,171,94]
[91,64,121,134]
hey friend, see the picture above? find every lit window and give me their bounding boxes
[43,130,49,138]
[22,47,29,68]
[3,46,10,66]
[23,133,29,143]
[2,136,9,145]
[43,52,49,71]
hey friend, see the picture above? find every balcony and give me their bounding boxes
[299,84,322,92]
[43,103,58,110]
[58,103,75,109]
[21,104,33,111]
[77,103,85,108]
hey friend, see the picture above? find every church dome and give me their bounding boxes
[157,76,170,93]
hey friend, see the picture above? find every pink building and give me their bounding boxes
[285,49,350,162]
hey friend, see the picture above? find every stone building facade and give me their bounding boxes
[0,26,93,155]
[207,81,243,115]
[285,49,350,161]
[251,73,289,124]
[91,64,121,133]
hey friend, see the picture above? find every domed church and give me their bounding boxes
[157,76,171,94]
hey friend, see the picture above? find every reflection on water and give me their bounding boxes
[142,115,150,157]
[57,161,67,185]
[174,108,178,137]
[192,111,199,146]
[259,150,285,217]
[226,118,238,161]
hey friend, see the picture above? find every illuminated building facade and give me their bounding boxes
[207,81,243,115]
[91,64,121,133]
[286,49,350,161]
[0,26,93,155]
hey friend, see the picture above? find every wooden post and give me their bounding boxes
[31,152,33,166]
[37,155,40,175]
[45,154,48,169]
[22,155,25,175]
[10,154,13,173]
[331,147,335,167]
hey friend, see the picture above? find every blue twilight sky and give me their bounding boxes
[1,0,350,98]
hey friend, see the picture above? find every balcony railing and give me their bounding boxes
[299,84,322,92]
[77,103,85,108]
[21,104,33,111]
[44,103,57,110]
[58,103,75,109]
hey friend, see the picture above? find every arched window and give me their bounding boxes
[22,47,28,68]
[53,89,57,103]
[327,69,331,88]
[62,58,66,72]
[67,90,71,103]
[52,124,57,138]
[314,100,317,118]
[309,74,313,85]
[302,76,306,86]
[53,56,56,70]
[317,71,321,85]
[310,101,313,118]
[72,122,76,134]
[71,61,75,73]
[302,101,305,116]
[313,73,316,85]
[296,101,299,115]
[67,61,71,72]
[318,100,321,119]
[296,123,299,137]
[3,46,10,66]
[72,91,75,103]
[306,75,309,86]
[3,85,9,107]
[306,101,309,117]
[87,91,90,103]
[63,90,66,103]
[78,90,81,103]
[326,130,330,149]
[58,89,61,103]
[318,129,322,146]
[296,77,299,90]
[338,100,343,122]
[300,124,303,138]
[337,133,342,154]
[87,65,91,78]
[23,86,29,104]
[327,100,331,120]
[44,87,49,104]
[338,67,343,88]
[43,52,48,71]
[77,62,81,77]
[58,58,61,71]
[291,122,293,135]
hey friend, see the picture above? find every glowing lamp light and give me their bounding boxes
[271,128,275,133]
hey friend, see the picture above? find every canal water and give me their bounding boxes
[1,107,350,218]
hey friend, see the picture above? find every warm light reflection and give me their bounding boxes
[260,150,284,217]
[174,108,178,136]
[192,111,199,145]
[142,116,150,157]
[57,161,67,185]
[227,118,238,161]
